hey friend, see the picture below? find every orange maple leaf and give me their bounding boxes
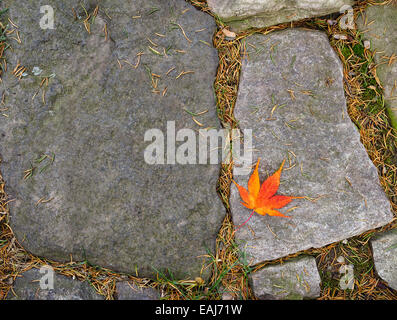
[233,158,302,230]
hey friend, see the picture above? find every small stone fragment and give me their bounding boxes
[222,28,236,39]
[222,292,235,300]
[32,66,43,76]
[333,34,348,40]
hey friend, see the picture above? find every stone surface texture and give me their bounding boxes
[356,4,397,128]
[0,0,224,279]
[207,0,353,31]
[371,228,397,291]
[231,29,394,264]
[250,256,321,299]
[116,281,159,300]
[7,269,103,300]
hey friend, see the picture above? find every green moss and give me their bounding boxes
[352,44,365,59]
[340,45,351,60]
[386,106,397,129]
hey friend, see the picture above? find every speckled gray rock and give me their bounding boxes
[0,0,224,279]
[250,256,321,300]
[371,229,397,290]
[7,268,103,300]
[356,4,397,129]
[231,29,394,264]
[116,281,159,300]
[207,0,353,31]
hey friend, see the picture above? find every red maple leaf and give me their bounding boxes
[233,158,302,230]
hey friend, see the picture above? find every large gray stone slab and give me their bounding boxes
[7,268,103,300]
[356,4,397,128]
[207,0,353,31]
[0,0,224,279]
[116,281,160,300]
[250,256,321,300]
[371,228,397,291]
[231,29,394,264]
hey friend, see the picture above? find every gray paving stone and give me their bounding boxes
[207,0,353,31]
[231,29,394,264]
[250,256,321,300]
[371,228,397,291]
[0,0,224,279]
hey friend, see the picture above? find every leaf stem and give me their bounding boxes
[235,209,255,232]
